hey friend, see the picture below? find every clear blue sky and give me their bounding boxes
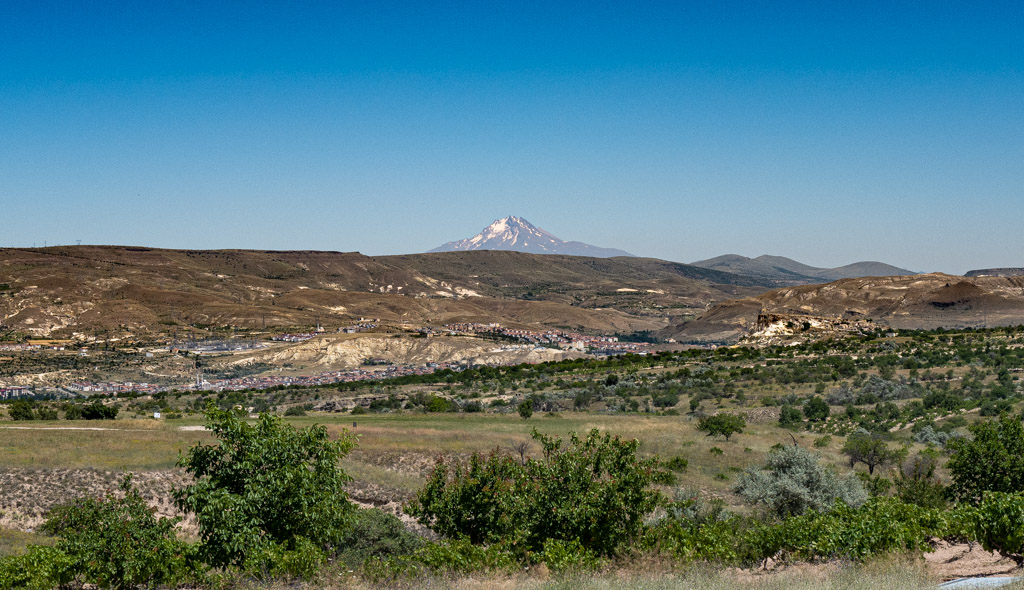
[2,1,1021,274]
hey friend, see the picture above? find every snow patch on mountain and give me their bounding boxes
[429,216,634,258]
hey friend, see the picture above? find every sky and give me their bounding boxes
[2,1,1022,274]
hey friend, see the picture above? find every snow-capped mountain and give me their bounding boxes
[429,216,634,258]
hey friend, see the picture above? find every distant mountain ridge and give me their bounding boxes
[690,254,915,285]
[430,216,634,258]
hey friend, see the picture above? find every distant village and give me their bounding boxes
[0,322,649,399]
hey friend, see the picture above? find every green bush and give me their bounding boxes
[7,401,35,421]
[750,497,949,562]
[961,492,1024,564]
[779,404,803,429]
[338,508,424,567]
[407,428,665,557]
[0,545,74,590]
[803,396,830,422]
[366,538,517,581]
[517,400,533,419]
[734,445,866,518]
[34,406,57,421]
[697,413,746,441]
[40,474,196,589]
[947,415,1024,503]
[247,537,325,581]
[540,538,600,573]
[283,406,306,416]
[173,406,356,569]
[80,402,117,420]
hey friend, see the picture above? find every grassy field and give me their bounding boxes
[0,412,855,502]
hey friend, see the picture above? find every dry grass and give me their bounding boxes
[275,555,1005,590]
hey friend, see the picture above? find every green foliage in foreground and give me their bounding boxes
[407,428,666,557]
[0,546,74,590]
[174,406,357,570]
[947,414,1024,504]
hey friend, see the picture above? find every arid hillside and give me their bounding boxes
[0,246,769,339]
[665,273,1024,343]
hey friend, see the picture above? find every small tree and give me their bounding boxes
[841,430,904,475]
[174,406,356,569]
[407,428,666,557]
[517,400,534,420]
[697,413,746,441]
[778,404,803,429]
[8,400,35,421]
[803,396,830,422]
[734,445,866,518]
[42,474,194,588]
[947,415,1024,503]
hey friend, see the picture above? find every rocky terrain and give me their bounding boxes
[665,273,1024,343]
[0,246,767,340]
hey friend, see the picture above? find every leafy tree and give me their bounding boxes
[697,413,746,441]
[803,396,830,422]
[734,445,866,518]
[407,429,666,557]
[8,400,35,421]
[41,474,195,589]
[778,404,803,429]
[174,406,356,569]
[894,450,947,509]
[517,400,533,420]
[841,430,904,475]
[947,415,1024,503]
[81,402,118,420]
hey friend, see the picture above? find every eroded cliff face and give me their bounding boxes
[663,273,1024,344]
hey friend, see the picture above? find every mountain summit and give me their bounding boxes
[429,216,634,258]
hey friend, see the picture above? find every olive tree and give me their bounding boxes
[734,445,866,518]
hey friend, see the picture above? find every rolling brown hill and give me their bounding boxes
[663,273,1024,343]
[0,246,771,340]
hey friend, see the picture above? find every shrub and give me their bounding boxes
[517,400,534,419]
[337,508,424,567]
[734,445,866,518]
[80,402,117,420]
[40,474,196,589]
[961,491,1024,564]
[283,406,306,416]
[367,538,517,581]
[751,497,949,562]
[174,406,356,569]
[539,538,600,573]
[947,415,1024,503]
[894,450,947,509]
[803,396,830,422]
[407,428,665,557]
[8,400,35,421]
[35,406,57,420]
[665,456,689,472]
[778,404,803,429]
[0,545,75,590]
[697,413,746,441]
